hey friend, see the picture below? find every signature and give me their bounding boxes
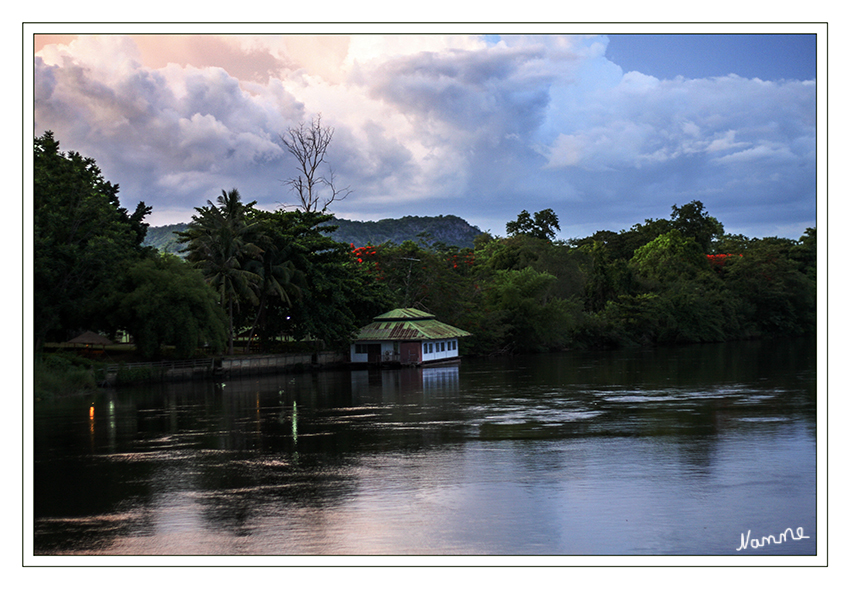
[736,527,810,551]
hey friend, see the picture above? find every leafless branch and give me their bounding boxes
[280,114,351,212]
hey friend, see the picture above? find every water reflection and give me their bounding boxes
[33,338,817,556]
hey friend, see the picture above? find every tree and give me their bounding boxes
[33,130,152,347]
[670,200,724,253]
[484,266,577,352]
[506,208,560,241]
[280,114,351,212]
[630,229,709,284]
[254,210,389,349]
[242,215,306,350]
[578,240,635,313]
[112,255,228,359]
[790,227,816,279]
[177,189,262,354]
[724,237,815,336]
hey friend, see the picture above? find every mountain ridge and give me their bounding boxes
[142,214,483,254]
[323,214,482,249]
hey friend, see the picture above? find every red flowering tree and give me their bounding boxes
[351,244,383,279]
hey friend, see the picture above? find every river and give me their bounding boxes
[31,337,818,558]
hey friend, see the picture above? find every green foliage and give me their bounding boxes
[484,267,577,352]
[506,209,560,241]
[348,206,814,354]
[142,223,189,255]
[478,234,546,271]
[32,132,815,361]
[33,131,153,347]
[571,227,662,261]
[570,200,722,260]
[599,293,669,346]
[669,200,725,253]
[325,215,483,249]
[791,227,817,278]
[577,241,636,313]
[34,353,101,399]
[178,189,263,354]
[660,281,736,343]
[723,238,816,336]
[713,233,756,255]
[630,230,710,284]
[114,365,156,384]
[601,279,735,346]
[112,255,228,359]
[239,210,307,348]
[252,210,392,349]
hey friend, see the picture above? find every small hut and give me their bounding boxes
[67,331,113,355]
[350,308,471,366]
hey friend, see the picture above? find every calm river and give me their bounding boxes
[32,338,817,557]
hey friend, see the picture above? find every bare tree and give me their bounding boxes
[280,114,351,212]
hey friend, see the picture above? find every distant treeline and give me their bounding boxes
[359,203,815,355]
[35,130,816,364]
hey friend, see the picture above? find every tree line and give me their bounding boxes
[33,130,816,361]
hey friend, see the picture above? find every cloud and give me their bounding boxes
[33,34,816,238]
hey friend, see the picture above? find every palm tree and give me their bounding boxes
[244,224,305,350]
[178,189,262,354]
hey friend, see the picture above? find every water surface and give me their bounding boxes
[33,338,817,556]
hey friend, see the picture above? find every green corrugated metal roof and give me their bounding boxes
[355,308,471,341]
[372,308,435,320]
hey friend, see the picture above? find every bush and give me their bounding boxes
[114,365,156,384]
[113,255,228,359]
[34,353,99,399]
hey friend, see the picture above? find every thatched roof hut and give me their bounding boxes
[67,331,113,346]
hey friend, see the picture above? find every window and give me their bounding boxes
[441,342,445,352]
[355,344,368,354]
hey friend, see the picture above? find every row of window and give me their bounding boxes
[423,340,456,354]
[354,341,457,355]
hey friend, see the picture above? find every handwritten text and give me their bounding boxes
[736,527,810,551]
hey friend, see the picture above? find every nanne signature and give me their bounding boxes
[736,527,810,551]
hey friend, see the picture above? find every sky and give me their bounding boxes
[31,27,821,240]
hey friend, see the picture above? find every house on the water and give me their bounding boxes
[350,308,471,366]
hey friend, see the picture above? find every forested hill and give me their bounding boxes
[143,214,484,253]
[143,223,189,255]
[323,215,483,248]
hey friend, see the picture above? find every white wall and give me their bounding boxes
[351,339,459,363]
[421,339,458,363]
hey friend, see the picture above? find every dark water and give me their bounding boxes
[32,338,817,556]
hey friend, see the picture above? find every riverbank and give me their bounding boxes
[33,349,349,398]
[103,351,348,385]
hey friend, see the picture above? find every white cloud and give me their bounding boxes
[33,33,816,238]
[712,143,797,165]
[705,130,749,152]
